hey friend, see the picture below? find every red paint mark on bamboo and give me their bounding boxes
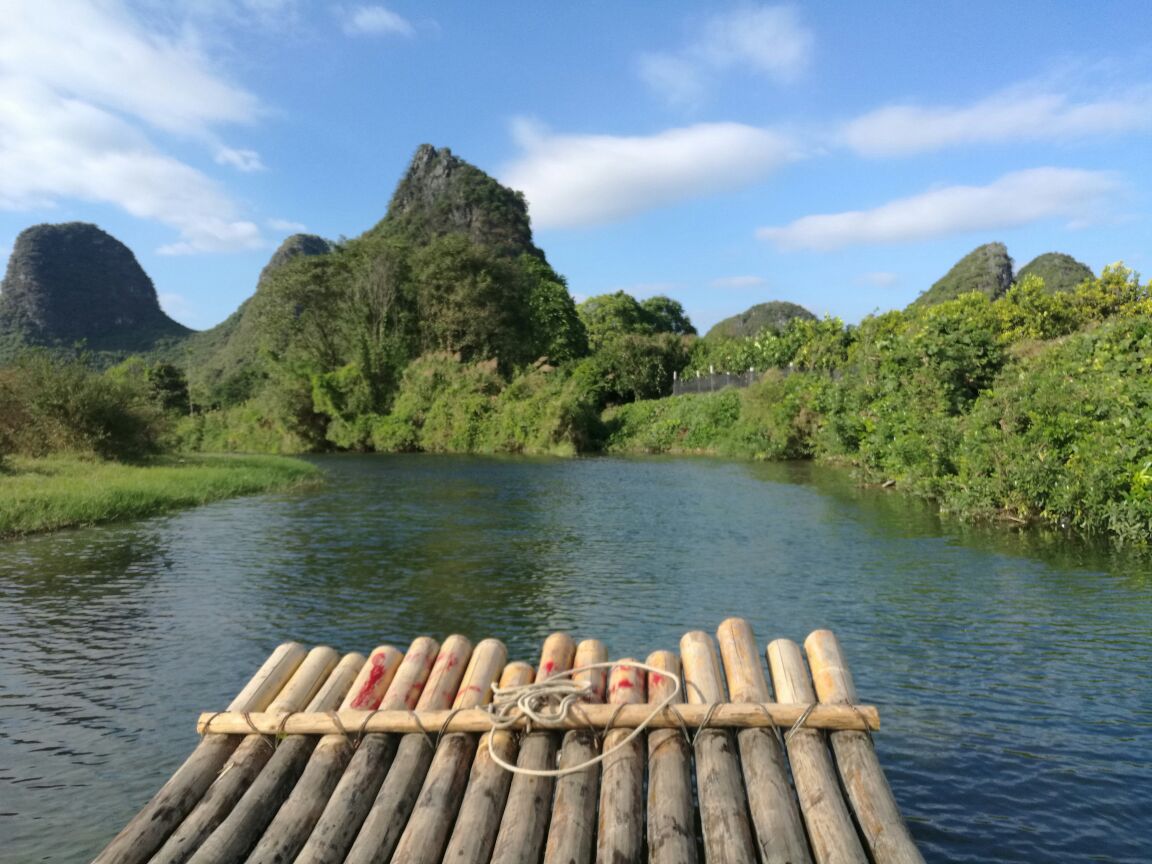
[651,673,664,687]
[542,660,555,677]
[350,654,391,709]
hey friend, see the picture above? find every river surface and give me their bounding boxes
[1,454,1150,863]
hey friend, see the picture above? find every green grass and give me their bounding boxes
[0,454,322,538]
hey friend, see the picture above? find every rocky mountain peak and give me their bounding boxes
[0,222,189,352]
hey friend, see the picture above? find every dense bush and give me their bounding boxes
[950,315,1152,543]
[369,353,601,456]
[0,351,169,460]
[604,266,1152,545]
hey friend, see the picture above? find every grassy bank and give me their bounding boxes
[0,454,321,538]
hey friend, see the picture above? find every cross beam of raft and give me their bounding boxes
[196,702,880,736]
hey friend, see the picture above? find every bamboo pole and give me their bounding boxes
[768,639,868,864]
[595,658,647,864]
[181,650,359,864]
[543,638,608,864]
[195,701,878,736]
[294,636,440,864]
[489,632,578,864]
[152,647,349,863]
[342,634,475,864]
[240,646,404,864]
[717,618,813,864]
[645,650,696,864]
[681,630,757,864]
[390,638,509,864]
[804,630,924,864]
[92,642,308,864]
[440,660,535,864]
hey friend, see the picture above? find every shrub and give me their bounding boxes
[0,351,167,460]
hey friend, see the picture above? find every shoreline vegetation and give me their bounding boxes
[2,150,1149,548]
[0,455,320,538]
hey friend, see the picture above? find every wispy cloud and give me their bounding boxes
[341,5,414,37]
[503,119,800,229]
[844,86,1152,156]
[758,168,1123,250]
[0,0,267,253]
[641,5,813,107]
[216,146,266,172]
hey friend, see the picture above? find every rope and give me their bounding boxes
[243,711,276,753]
[484,660,681,779]
[785,702,817,745]
[354,708,379,750]
[327,710,353,750]
[409,709,436,751]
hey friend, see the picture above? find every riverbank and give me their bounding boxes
[0,454,321,538]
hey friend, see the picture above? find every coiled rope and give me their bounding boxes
[484,660,681,778]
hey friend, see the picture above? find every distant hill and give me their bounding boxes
[0,222,190,360]
[181,233,334,404]
[1016,252,1093,294]
[911,242,1014,308]
[705,301,816,340]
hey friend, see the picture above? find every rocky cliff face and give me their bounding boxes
[378,144,542,258]
[0,222,190,352]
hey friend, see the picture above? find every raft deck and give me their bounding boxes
[95,620,923,864]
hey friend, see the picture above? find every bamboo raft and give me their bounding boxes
[94,620,923,864]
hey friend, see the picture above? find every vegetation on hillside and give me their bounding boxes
[606,266,1152,545]
[911,241,1015,307]
[705,300,816,340]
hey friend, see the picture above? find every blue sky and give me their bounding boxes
[1,1,1149,333]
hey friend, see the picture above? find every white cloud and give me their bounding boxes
[711,275,767,289]
[642,5,812,105]
[844,87,1152,157]
[2,1,258,136]
[695,5,812,80]
[342,5,414,37]
[758,168,1122,250]
[215,146,266,172]
[0,0,266,254]
[503,119,800,229]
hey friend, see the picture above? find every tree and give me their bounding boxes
[641,295,696,335]
[520,255,588,363]
[577,291,654,349]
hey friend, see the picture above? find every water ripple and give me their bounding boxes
[1,454,1150,862]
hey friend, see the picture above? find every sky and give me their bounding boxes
[0,1,1149,334]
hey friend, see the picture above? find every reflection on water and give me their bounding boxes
[1,454,1150,863]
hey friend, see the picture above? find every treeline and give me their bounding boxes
[606,266,1152,545]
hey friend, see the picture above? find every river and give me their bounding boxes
[1,454,1150,862]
